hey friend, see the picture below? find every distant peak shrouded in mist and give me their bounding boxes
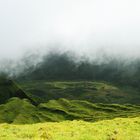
[1,0,140,81]
[0,46,139,78]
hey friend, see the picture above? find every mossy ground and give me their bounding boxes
[0,117,140,140]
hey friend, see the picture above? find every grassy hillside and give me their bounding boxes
[0,97,140,124]
[0,79,140,139]
[0,79,139,124]
[19,81,140,104]
[0,117,140,140]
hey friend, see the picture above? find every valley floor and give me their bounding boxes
[0,117,140,140]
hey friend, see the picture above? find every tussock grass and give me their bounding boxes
[0,117,140,140]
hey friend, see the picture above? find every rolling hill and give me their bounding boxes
[19,81,140,104]
[0,97,140,124]
[0,77,140,139]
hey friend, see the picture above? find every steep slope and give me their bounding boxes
[0,77,36,105]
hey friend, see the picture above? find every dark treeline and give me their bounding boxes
[17,52,140,89]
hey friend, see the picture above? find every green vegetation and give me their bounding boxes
[0,97,139,124]
[0,77,140,139]
[0,76,35,104]
[0,117,140,140]
[20,81,140,104]
[0,79,139,124]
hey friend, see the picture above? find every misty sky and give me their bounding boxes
[0,0,140,59]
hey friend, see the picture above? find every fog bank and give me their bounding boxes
[1,0,140,75]
[0,0,140,59]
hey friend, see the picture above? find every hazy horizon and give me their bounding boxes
[0,0,140,61]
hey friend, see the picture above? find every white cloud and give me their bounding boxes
[0,0,140,59]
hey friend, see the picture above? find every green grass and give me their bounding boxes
[0,117,140,140]
[0,79,140,139]
[19,81,140,104]
[0,79,139,124]
[0,97,140,124]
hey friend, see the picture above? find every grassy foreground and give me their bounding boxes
[0,117,140,140]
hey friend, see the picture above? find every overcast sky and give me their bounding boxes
[0,0,140,59]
